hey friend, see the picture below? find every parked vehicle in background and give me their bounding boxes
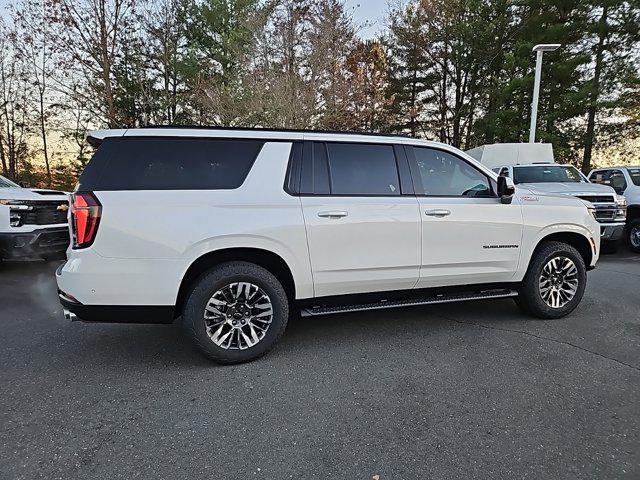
[0,175,70,261]
[589,166,640,253]
[57,128,601,364]
[467,143,627,252]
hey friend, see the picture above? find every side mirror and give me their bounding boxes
[497,176,515,204]
[19,181,31,189]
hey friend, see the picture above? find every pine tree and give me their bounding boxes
[580,0,640,172]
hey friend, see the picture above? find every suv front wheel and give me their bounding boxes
[628,219,640,253]
[183,261,289,364]
[516,241,587,319]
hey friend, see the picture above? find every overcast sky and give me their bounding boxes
[345,0,394,38]
[0,0,398,38]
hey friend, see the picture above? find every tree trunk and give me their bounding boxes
[440,39,448,143]
[0,132,7,176]
[39,89,51,186]
[99,3,117,127]
[581,5,609,174]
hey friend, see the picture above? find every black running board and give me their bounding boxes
[300,289,518,317]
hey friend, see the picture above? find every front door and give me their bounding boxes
[300,141,422,297]
[407,146,523,288]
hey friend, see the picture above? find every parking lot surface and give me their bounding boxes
[1,253,639,480]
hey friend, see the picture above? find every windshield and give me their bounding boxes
[629,168,640,187]
[512,165,586,184]
[0,175,20,188]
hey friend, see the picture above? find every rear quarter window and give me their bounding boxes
[78,137,264,191]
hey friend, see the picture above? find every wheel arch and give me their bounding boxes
[627,204,640,222]
[175,247,297,318]
[533,231,594,268]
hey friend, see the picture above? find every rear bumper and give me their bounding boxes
[600,223,625,241]
[0,227,69,259]
[58,291,175,324]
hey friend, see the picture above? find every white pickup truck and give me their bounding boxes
[589,166,640,252]
[467,143,627,251]
[57,128,601,364]
[0,175,70,260]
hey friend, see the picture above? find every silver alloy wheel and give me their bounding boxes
[538,256,579,309]
[203,282,273,350]
[631,225,640,248]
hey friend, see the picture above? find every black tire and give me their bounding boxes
[182,261,289,364]
[627,219,640,253]
[515,241,587,319]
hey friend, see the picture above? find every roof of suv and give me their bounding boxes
[87,126,445,148]
[591,166,640,170]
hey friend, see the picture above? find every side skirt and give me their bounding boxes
[298,284,520,318]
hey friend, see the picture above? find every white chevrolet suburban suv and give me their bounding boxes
[57,128,601,364]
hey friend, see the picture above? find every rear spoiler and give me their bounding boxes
[86,129,128,148]
[87,135,102,148]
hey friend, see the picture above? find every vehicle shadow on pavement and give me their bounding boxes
[3,254,638,369]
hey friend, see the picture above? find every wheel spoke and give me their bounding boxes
[203,281,273,350]
[209,324,227,343]
[240,329,255,349]
[538,255,581,309]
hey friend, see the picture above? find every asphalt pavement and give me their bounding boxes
[1,252,639,479]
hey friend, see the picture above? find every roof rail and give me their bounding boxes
[140,125,412,139]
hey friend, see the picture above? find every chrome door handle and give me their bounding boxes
[318,211,348,219]
[425,209,451,218]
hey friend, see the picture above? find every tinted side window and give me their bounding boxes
[80,137,264,190]
[325,143,400,196]
[589,170,610,184]
[591,169,627,193]
[412,147,493,197]
[609,170,627,193]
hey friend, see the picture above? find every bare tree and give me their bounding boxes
[14,0,57,185]
[308,0,357,129]
[0,19,31,181]
[49,0,135,128]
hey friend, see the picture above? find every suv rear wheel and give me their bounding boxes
[516,241,587,319]
[182,261,289,364]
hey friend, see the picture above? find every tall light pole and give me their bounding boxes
[529,44,561,143]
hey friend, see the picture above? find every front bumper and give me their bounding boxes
[600,223,625,241]
[0,227,69,259]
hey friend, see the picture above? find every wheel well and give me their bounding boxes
[175,248,296,317]
[536,232,593,266]
[627,205,640,222]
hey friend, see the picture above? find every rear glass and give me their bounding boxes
[78,137,264,190]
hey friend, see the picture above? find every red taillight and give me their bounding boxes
[71,192,101,249]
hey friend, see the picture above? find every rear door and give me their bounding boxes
[407,146,523,288]
[299,141,422,297]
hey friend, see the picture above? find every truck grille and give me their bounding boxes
[575,195,615,203]
[574,195,618,224]
[593,208,616,221]
[12,201,69,226]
